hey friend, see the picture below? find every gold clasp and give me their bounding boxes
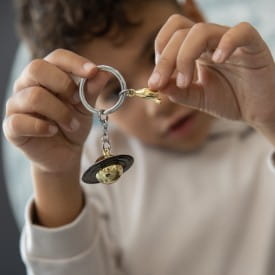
[126,88,161,104]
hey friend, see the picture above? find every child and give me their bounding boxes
[3,0,275,274]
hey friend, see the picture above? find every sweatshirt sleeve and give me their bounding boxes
[20,189,124,275]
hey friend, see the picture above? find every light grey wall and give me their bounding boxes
[0,0,25,274]
[197,0,275,54]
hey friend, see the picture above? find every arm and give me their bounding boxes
[31,165,83,227]
[3,49,124,275]
[20,186,123,275]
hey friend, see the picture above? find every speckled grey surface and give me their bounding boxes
[197,0,275,54]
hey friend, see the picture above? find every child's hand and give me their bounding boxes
[149,15,275,136]
[3,49,99,174]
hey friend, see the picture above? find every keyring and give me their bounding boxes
[79,64,161,184]
[79,65,127,115]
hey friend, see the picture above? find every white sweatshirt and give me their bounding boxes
[20,119,275,275]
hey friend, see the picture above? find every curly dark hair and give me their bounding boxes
[15,0,174,58]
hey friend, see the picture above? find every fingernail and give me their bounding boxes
[83,62,95,72]
[148,72,161,88]
[70,118,80,131]
[72,91,80,104]
[48,125,58,135]
[177,73,186,88]
[212,49,224,63]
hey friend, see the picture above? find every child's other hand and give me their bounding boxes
[149,15,275,134]
[3,49,99,174]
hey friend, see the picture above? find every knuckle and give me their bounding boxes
[46,48,67,60]
[237,22,257,37]
[13,79,21,93]
[52,48,64,56]
[168,14,183,23]
[192,22,206,32]
[5,97,13,115]
[28,87,44,107]
[222,34,235,47]
[238,21,253,30]
[174,29,185,38]
[34,119,48,134]
[155,14,184,53]
[27,59,45,77]
[158,56,172,68]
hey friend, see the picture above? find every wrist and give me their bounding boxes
[32,160,81,182]
[31,162,84,227]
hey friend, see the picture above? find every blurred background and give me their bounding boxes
[0,0,24,274]
[0,0,274,274]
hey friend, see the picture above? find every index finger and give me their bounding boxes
[44,49,98,77]
[14,49,98,104]
[154,14,193,58]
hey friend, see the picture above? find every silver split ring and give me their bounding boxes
[79,65,128,115]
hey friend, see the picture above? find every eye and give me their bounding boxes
[102,86,121,102]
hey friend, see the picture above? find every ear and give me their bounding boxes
[179,0,205,22]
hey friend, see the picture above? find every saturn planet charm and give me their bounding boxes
[79,65,160,184]
[82,150,134,184]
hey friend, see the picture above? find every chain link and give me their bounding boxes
[98,111,111,155]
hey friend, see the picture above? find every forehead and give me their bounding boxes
[77,2,180,70]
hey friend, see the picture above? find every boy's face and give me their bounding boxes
[78,1,214,152]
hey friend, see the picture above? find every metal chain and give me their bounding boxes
[98,111,111,155]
